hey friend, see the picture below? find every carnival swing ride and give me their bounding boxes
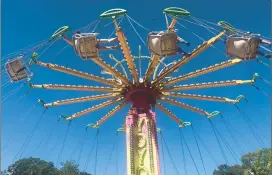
[2,7,271,175]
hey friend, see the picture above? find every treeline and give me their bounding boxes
[1,158,91,175]
[213,148,272,175]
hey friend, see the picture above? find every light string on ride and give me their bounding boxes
[178,128,201,175]
[159,131,180,175]
[12,104,48,163]
[56,120,72,168]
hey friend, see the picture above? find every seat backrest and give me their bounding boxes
[72,33,99,59]
[5,58,28,82]
[226,36,260,59]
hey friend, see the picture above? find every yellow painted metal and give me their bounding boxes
[164,58,243,86]
[144,55,161,83]
[92,101,128,127]
[164,79,254,91]
[44,93,120,107]
[66,97,124,120]
[35,61,122,87]
[144,18,177,82]
[126,113,160,175]
[163,92,238,103]
[91,58,132,86]
[113,18,139,84]
[31,84,122,92]
[160,97,209,116]
[168,17,177,30]
[156,103,183,125]
[152,31,226,85]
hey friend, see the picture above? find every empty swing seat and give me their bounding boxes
[5,56,30,82]
[147,31,179,57]
[226,36,261,60]
[73,33,100,59]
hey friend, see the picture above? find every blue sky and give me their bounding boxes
[1,0,271,174]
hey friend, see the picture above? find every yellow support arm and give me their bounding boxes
[162,92,238,103]
[144,18,178,82]
[152,31,226,85]
[35,61,122,87]
[113,18,139,84]
[156,103,183,125]
[91,58,132,86]
[44,93,120,107]
[160,97,209,116]
[66,97,124,120]
[164,58,243,86]
[90,101,128,128]
[164,79,254,91]
[31,84,122,92]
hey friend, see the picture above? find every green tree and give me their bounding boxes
[59,161,91,175]
[241,148,272,175]
[213,164,245,175]
[213,148,272,175]
[7,157,59,175]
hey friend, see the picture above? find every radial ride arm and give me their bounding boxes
[113,18,139,84]
[164,58,243,86]
[44,93,120,107]
[160,97,220,118]
[66,97,124,120]
[152,31,226,85]
[34,61,123,87]
[89,101,128,128]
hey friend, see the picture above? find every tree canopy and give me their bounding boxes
[3,157,91,175]
[213,148,272,175]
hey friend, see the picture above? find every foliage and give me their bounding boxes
[7,157,59,175]
[241,148,272,175]
[213,164,245,175]
[213,148,272,175]
[4,157,91,175]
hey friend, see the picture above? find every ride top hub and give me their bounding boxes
[123,83,159,110]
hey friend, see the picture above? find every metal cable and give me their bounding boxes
[56,121,72,168]
[209,119,229,165]
[126,16,146,46]
[159,131,167,175]
[192,126,219,167]
[220,115,245,155]
[13,108,47,162]
[179,128,201,175]
[191,126,207,175]
[178,129,187,175]
[210,120,240,165]
[83,129,99,172]
[160,131,180,175]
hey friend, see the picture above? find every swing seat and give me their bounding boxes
[5,56,32,82]
[226,36,261,60]
[73,33,100,59]
[147,30,179,57]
